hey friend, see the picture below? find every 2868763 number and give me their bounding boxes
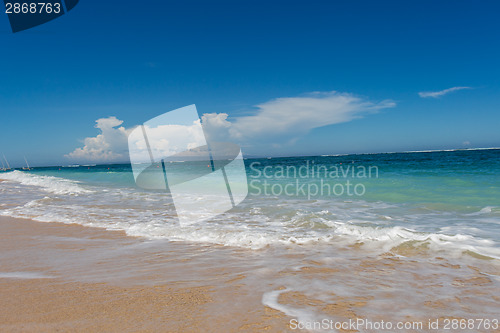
[443,318,499,330]
[5,2,61,14]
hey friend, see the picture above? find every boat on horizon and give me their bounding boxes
[22,156,32,171]
[1,154,11,172]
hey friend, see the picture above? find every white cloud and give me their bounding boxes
[128,120,207,164]
[201,113,232,143]
[66,91,395,162]
[418,86,471,98]
[205,91,395,142]
[65,116,131,163]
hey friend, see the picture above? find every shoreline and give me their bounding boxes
[0,216,289,332]
[1,215,499,332]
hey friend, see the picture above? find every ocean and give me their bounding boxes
[1,148,499,329]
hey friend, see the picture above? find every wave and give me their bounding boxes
[341,147,500,156]
[0,170,92,195]
[3,197,498,259]
[330,223,500,259]
[467,206,496,216]
[1,171,499,259]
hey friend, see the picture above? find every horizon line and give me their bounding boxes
[2,146,499,169]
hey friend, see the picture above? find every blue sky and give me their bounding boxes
[0,0,499,166]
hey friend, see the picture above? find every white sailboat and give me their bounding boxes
[2,154,11,171]
[22,156,31,171]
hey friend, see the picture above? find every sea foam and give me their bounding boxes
[0,171,91,195]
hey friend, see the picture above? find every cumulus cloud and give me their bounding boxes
[65,116,131,163]
[418,86,471,98]
[128,120,207,163]
[201,113,233,143]
[66,91,395,163]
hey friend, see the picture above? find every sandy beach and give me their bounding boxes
[1,214,499,332]
[0,216,291,332]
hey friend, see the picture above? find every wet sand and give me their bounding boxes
[0,216,289,332]
[1,216,499,332]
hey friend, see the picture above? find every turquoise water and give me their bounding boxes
[10,148,500,206]
[247,149,500,207]
[1,148,499,257]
